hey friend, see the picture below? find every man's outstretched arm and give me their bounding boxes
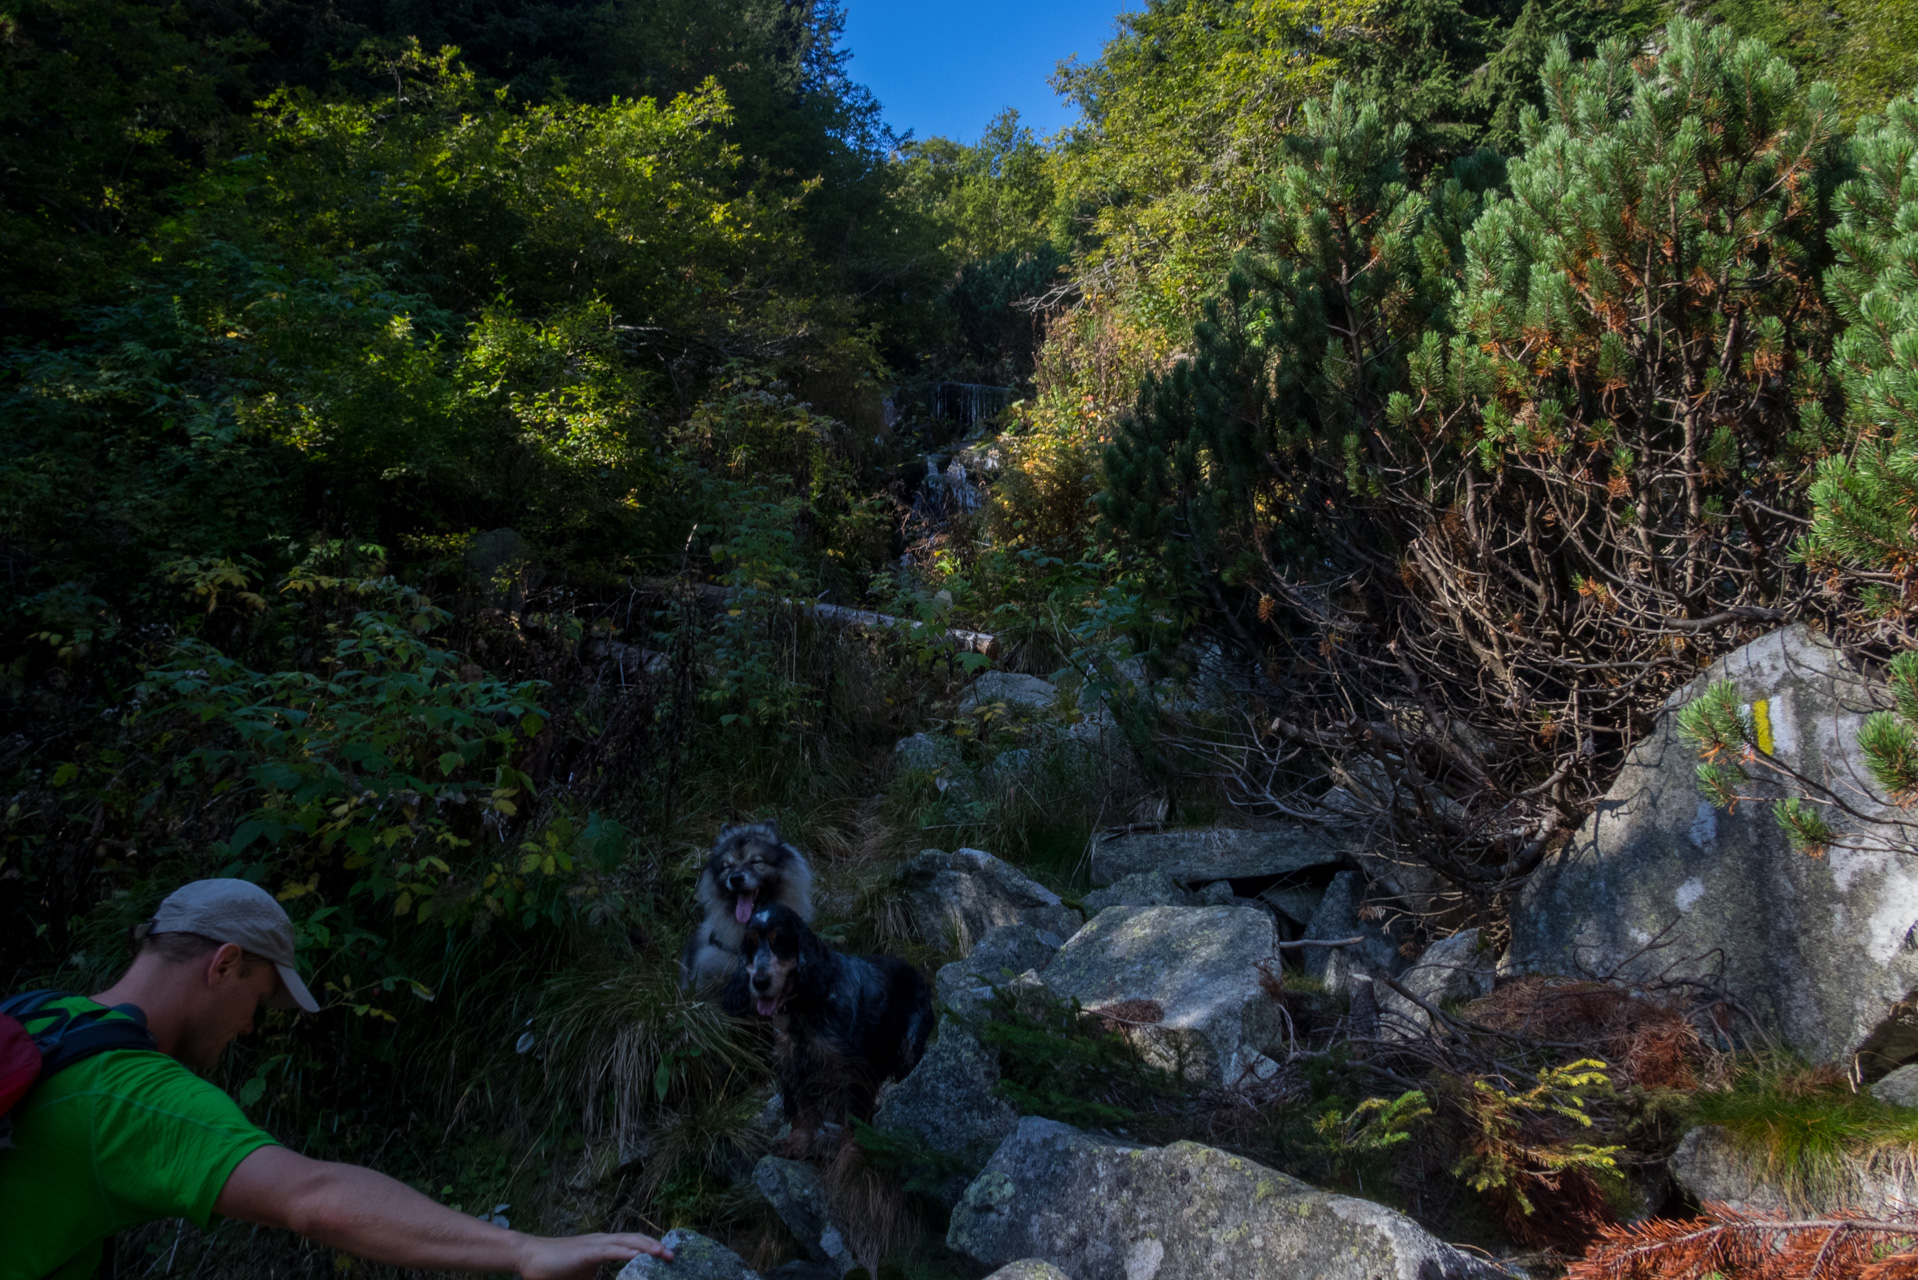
[214,1145,672,1279]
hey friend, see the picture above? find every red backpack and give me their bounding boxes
[0,990,158,1149]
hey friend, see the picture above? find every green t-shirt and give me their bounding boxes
[0,998,279,1280]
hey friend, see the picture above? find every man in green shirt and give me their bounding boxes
[0,879,673,1280]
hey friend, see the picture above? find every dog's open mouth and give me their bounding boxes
[733,889,757,924]
[754,996,779,1017]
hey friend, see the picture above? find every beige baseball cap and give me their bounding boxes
[149,879,320,1013]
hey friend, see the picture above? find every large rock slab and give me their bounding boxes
[1509,626,1918,1070]
[1300,871,1409,997]
[1039,905,1280,1084]
[1669,1124,1918,1217]
[1380,929,1496,1040]
[984,1264,1074,1280]
[896,848,1081,951]
[1089,826,1348,886]
[871,1019,1021,1205]
[618,1230,759,1280]
[948,1117,1500,1280]
[935,922,1063,1012]
[753,1157,856,1275]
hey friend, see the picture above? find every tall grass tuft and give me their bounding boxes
[1693,1060,1918,1210]
[534,959,772,1213]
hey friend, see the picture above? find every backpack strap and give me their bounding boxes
[0,990,159,1073]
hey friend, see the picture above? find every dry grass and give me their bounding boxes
[820,1138,924,1276]
[1464,976,1714,1091]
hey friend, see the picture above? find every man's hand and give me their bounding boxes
[516,1232,674,1280]
[216,1146,673,1275]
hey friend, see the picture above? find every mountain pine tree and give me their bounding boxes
[1801,95,1918,613]
[1101,22,1849,892]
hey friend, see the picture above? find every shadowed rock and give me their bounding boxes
[1380,928,1496,1040]
[1300,871,1409,997]
[871,1018,1021,1206]
[1081,870,1193,913]
[947,1117,1502,1280]
[935,922,1064,1013]
[960,671,1061,712]
[753,1157,855,1275]
[896,848,1081,951]
[1089,826,1348,886]
[617,1229,759,1280]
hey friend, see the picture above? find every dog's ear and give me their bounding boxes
[719,958,751,1017]
[792,922,832,997]
[716,824,741,843]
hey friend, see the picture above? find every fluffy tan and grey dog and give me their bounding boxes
[678,822,815,991]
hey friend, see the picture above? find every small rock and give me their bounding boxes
[1256,882,1327,929]
[893,734,975,800]
[1669,1124,1918,1217]
[617,1229,760,1280]
[1301,871,1409,997]
[980,747,1034,790]
[935,922,1064,1012]
[1040,905,1281,1084]
[983,1263,1075,1280]
[894,732,952,773]
[1872,1062,1918,1108]
[947,1117,1501,1280]
[1379,929,1496,1039]
[871,1019,1021,1205]
[753,1157,856,1275]
[897,848,1081,951]
[766,1265,839,1280]
[1089,826,1348,886]
[1080,871,1192,913]
[960,671,1061,713]
[1192,880,1237,907]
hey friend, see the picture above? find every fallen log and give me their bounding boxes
[633,578,998,657]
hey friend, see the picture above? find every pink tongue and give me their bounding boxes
[734,892,755,924]
[755,998,778,1017]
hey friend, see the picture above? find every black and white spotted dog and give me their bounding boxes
[679,822,815,992]
[723,903,933,1155]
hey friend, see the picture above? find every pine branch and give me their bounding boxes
[1570,1204,1918,1280]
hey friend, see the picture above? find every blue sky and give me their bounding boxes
[841,2,1135,145]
